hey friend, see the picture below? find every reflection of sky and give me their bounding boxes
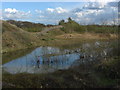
[3,41,112,74]
[3,47,80,74]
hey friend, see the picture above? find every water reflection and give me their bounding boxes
[3,47,81,74]
[3,41,113,74]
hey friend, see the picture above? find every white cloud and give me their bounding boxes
[3,8,31,20]
[2,2,118,25]
[34,7,68,24]
[28,11,31,13]
[0,17,3,20]
[55,7,68,13]
[46,8,54,12]
[34,2,118,25]
[39,16,44,18]
[35,3,118,25]
[83,2,106,10]
[75,12,83,17]
[4,8,18,13]
[71,1,118,25]
[46,7,68,13]
[35,9,42,13]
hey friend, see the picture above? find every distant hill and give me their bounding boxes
[2,21,41,52]
[7,20,46,32]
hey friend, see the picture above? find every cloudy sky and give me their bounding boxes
[1,1,119,25]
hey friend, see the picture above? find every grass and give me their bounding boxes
[93,58,120,87]
[2,47,37,64]
[2,69,98,88]
[7,20,45,32]
[85,25,118,34]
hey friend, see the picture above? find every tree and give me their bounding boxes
[59,20,65,25]
[68,17,72,22]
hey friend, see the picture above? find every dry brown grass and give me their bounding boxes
[55,33,118,40]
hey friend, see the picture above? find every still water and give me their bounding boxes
[3,47,82,74]
[3,41,112,74]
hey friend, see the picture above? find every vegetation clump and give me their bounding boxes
[59,17,118,34]
[59,17,86,33]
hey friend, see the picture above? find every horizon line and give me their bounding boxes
[3,19,119,26]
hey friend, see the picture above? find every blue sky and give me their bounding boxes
[2,2,86,11]
[1,1,119,25]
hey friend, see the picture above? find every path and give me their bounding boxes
[35,25,63,36]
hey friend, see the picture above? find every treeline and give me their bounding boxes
[59,17,118,34]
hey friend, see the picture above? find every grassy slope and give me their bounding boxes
[7,20,46,32]
[2,21,66,53]
[2,21,43,52]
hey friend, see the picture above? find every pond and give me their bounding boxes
[2,41,113,74]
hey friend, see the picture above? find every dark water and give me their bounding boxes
[3,41,112,74]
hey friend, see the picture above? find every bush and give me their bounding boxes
[61,18,86,33]
[59,20,65,25]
